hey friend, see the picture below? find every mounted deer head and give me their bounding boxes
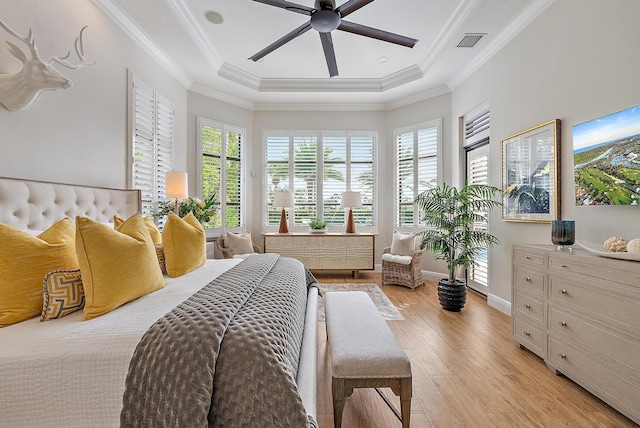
[0,19,95,111]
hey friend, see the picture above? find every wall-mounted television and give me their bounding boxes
[573,105,640,205]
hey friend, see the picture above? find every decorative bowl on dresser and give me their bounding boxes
[512,245,640,425]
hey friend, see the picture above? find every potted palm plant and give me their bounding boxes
[415,183,501,311]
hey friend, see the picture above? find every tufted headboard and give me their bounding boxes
[0,176,141,232]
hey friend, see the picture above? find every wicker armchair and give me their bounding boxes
[215,233,261,259]
[382,246,424,290]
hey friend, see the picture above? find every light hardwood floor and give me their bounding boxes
[314,271,638,428]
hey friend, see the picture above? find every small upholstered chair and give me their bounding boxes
[382,231,424,290]
[215,232,261,259]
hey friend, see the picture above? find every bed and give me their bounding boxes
[0,176,319,427]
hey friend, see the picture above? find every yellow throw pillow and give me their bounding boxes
[76,214,165,320]
[114,214,162,245]
[162,212,206,278]
[0,218,79,327]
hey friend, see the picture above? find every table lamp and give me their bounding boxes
[274,191,294,233]
[340,191,362,234]
[166,171,188,214]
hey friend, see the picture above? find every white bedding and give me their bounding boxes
[0,259,241,428]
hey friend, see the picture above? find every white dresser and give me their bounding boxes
[512,245,640,424]
[264,233,374,278]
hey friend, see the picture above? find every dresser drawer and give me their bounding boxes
[513,317,545,358]
[549,275,640,336]
[513,266,545,295]
[513,292,544,323]
[548,253,640,286]
[548,338,640,423]
[513,247,546,267]
[549,307,640,374]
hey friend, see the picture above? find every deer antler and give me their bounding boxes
[0,18,38,57]
[49,26,95,69]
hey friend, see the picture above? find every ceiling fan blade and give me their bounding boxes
[249,22,312,62]
[338,20,418,47]
[335,0,374,18]
[319,32,339,77]
[251,0,315,16]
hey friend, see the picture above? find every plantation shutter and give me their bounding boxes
[263,131,376,232]
[464,103,490,148]
[131,74,174,219]
[394,120,440,229]
[468,152,490,289]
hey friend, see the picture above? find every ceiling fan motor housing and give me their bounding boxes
[311,9,341,33]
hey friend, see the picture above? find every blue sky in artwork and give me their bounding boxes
[572,105,640,151]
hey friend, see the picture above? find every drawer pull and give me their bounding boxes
[525,277,531,282]
[560,264,567,268]
[524,304,531,309]
[524,331,531,336]
[559,353,567,359]
[525,256,531,260]
[559,321,567,327]
[560,289,567,294]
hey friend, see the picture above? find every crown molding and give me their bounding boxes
[90,0,192,88]
[447,0,556,90]
[417,0,481,73]
[385,84,451,111]
[188,83,254,110]
[380,66,424,91]
[253,101,387,112]
[218,64,261,90]
[166,0,224,69]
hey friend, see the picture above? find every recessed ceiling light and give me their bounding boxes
[377,56,389,63]
[204,10,224,25]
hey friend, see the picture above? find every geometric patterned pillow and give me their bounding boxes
[155,244,167,275]
[41,269,84,321]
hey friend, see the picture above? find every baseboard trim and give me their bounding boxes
[487,293,511,315]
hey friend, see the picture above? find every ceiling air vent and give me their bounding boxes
[456,33,486,48]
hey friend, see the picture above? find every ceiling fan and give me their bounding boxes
[249,0,418,78]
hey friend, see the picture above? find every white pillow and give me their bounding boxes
[390,231,416,256]
[226,231,255,255]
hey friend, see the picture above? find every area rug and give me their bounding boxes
[317,283,404,321]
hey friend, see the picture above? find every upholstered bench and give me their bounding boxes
[324,291,412,428]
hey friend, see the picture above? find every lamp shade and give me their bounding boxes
[273,191,294,208]
[340,191,362,208]
[166,171,188,199]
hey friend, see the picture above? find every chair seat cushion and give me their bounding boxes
[382,253,412,265]
[325,291,411,378]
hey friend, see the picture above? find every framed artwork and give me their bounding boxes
[502,119,561,222]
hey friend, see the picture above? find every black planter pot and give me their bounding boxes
[437,279,467,312]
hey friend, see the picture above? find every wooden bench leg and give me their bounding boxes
[332,377,345,428]
[400,377,412,428]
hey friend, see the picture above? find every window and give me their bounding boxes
[264,131,376,232]
[393,119,441,229]
[197,117,245,235]
[128,72,174,219]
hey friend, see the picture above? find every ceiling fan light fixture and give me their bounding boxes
[310,10,341,33]
[204,10,224,25]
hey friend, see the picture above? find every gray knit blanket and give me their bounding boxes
[120,254,318,428]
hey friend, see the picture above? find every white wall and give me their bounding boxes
[451,0,640,310]
[0,0,187,188]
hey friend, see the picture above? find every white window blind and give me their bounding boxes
[198,117,245,235]
[394,120,441,229]
[264,131,376,232]
[130,73,174,219]
[464,103,490,147]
